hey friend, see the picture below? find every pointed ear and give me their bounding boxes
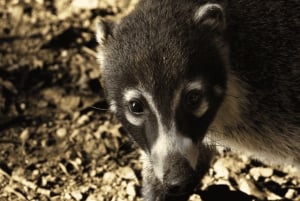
[194,3,225,32]
[96,20,115,46]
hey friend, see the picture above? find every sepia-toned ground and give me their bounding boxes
[0,1,299,201]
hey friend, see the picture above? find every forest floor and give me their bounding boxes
[0,1,299,201]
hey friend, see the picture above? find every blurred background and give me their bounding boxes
[0,0,299,200]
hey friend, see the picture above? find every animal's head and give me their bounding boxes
[96,1,228,196]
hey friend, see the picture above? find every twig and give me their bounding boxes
[0,167,10,178]
[82,46,98,58]
[12,175,52,197]
[0,167,53,198]
[4,186,28,201]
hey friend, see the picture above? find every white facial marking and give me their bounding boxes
[141,89,199,182]
[194,3,223,23]
[151,132,171,181]
[124,89,140,102]
[151,123,199,182]
[123,89,144,126]
[125,111,144,126]
[186,80,203,91]
[123,87,200,182]
[110,100,117,113]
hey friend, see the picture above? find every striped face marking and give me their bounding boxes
[121,83,209,182]
[151,125,199,182]
[109,100,117,113]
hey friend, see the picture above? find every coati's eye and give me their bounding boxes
[128,99,144,115]
[185,90,202,109]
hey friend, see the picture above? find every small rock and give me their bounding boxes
[237,177,265,200]
[104,137,119,151]
[103,172,116,184]
[285,189,297,200]
[189,194,201,201]
[86,194,98,201]
[72,111,81,121]
[56,128,67,138]
[19,103,26,110]
[60,95,81,112]
[88,69,100,79]
[33,58,44,68]
[90,169,96,177]
[213,159,230,178]
[71,191,83,201]
[266,190,283,200]
[118,166,137,181]
[35,0,44,4]
[101,184,113,194]
[58,113,68,120]
[37,100,48,108]
[42,88,64,105]
[72,0,99,9]
[270,175,286,185]
[250,167,273,180]
[61,50,68,57]
[70,129,80,141]
[98,143,107,156]
[75,157,82,165]
[32,169,39,177]
[77,115,90,126]
[20,129,30,143]
[126,182,136,197]
[0,78,17,94]
[64,193,72,200]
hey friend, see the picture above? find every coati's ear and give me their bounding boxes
[96,20,115,71]
[194,3,225,32]
[96,20,115,46]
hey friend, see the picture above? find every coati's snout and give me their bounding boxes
[154,152,197,195]
[143,141,214,196]
[148,127,200,195]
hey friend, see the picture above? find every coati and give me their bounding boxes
[96,0,300,200]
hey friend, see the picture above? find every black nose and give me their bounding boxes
[165,176,196,195]
[163,157,197,195]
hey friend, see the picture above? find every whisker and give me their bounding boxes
[90,106,109,111]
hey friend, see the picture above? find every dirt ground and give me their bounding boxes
[0,1,299,201]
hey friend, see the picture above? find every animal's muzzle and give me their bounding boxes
[162,153,198,195]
